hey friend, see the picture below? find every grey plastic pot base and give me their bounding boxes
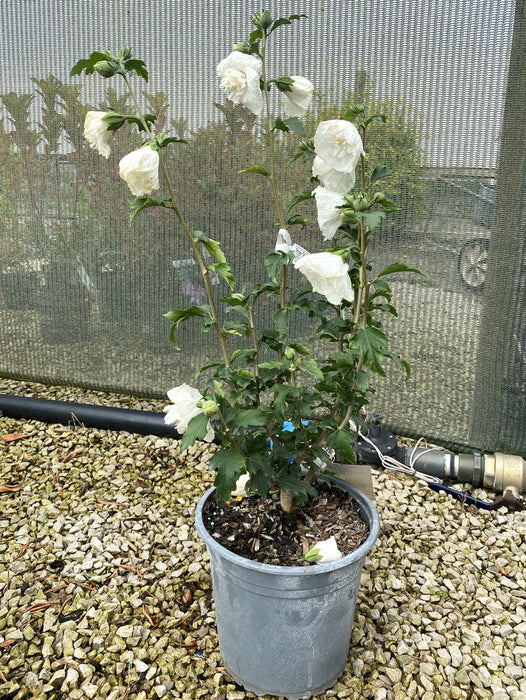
[224,666,342,700]
[195,476,380,700]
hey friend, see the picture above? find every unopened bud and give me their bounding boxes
[284,346,296,361]
[199,399,218,416]
[94,60,116,78]
[233,41,251,54]
[354,195,369,211]
[259,11,273,29]
[252,11,272,30]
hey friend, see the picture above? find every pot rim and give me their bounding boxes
[195,475,380,576]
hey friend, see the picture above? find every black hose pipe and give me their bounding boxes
[0,394,182,439]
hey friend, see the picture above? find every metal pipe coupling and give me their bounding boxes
[482,452,526,498]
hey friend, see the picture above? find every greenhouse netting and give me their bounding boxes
[0,0,524,454]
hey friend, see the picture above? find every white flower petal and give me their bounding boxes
[84,110,112,158]
[295,252,354,306]
[314,120,364,174]
[217,51,263,115]
[313,536,342,563]
[119,146,160,197]
[313,186,345,241]
[282,76,314,117]
[232,473,250,497]
[164,383,214,442]
[312,156,355,194]
[275,227,292,254]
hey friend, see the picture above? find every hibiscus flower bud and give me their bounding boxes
[198,399,219,416]
[281,76,314,118]
[217,51,263,115]
[294,252,354,306]
[83,111,113,159]
[119,145,160,197]
[252,10,272,30]
[233,41,251,54]
[94,60,117,78]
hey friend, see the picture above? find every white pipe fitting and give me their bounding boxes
[483,452,526,497]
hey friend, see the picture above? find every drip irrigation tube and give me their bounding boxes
[0,394,181,440]
[1,394,524,508]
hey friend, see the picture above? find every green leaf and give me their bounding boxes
[165,305,211,349]
[273,308,289,334]
[376,263,430,279]
[246,469,270,499]
[123,59,149,81]
[238,165,269,177]
[357,211,385,231]
[354,369,370,391]
[236,408,274,427]
[299,358,324,380]
[274,117,291,133]
[269,17,292,32]
[129,197,167,224]
[155,133,189,147]
[364,114,387,128]
[386,351,411,379]
[193,231,226,263]
[70,51,111,76]
[269,14,308,33]
[221,293,248,308]
[286,190,313,215]
[164,305,208,324]
[370,166,393,185]
[276,474,317,498]
[329,429,356,464]
[211,449,247,505]
[222,320,250,335]
[208,262,235,290]
[264,252,284,283]
[248,28,264,44]
[350,327,388,376]
[283,117,305,137]
[180,412,210,452]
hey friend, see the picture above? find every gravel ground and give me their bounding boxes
[1,378,525,700]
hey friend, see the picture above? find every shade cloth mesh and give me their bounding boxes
[0,0,524,454]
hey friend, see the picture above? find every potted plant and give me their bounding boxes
[72,11,425,697]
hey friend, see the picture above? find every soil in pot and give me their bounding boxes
[202,480,369,566]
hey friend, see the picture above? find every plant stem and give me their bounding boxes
[260,32,288,360]
[247,306,261,404]
[280,491,295,513]
[123,75,230,366]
